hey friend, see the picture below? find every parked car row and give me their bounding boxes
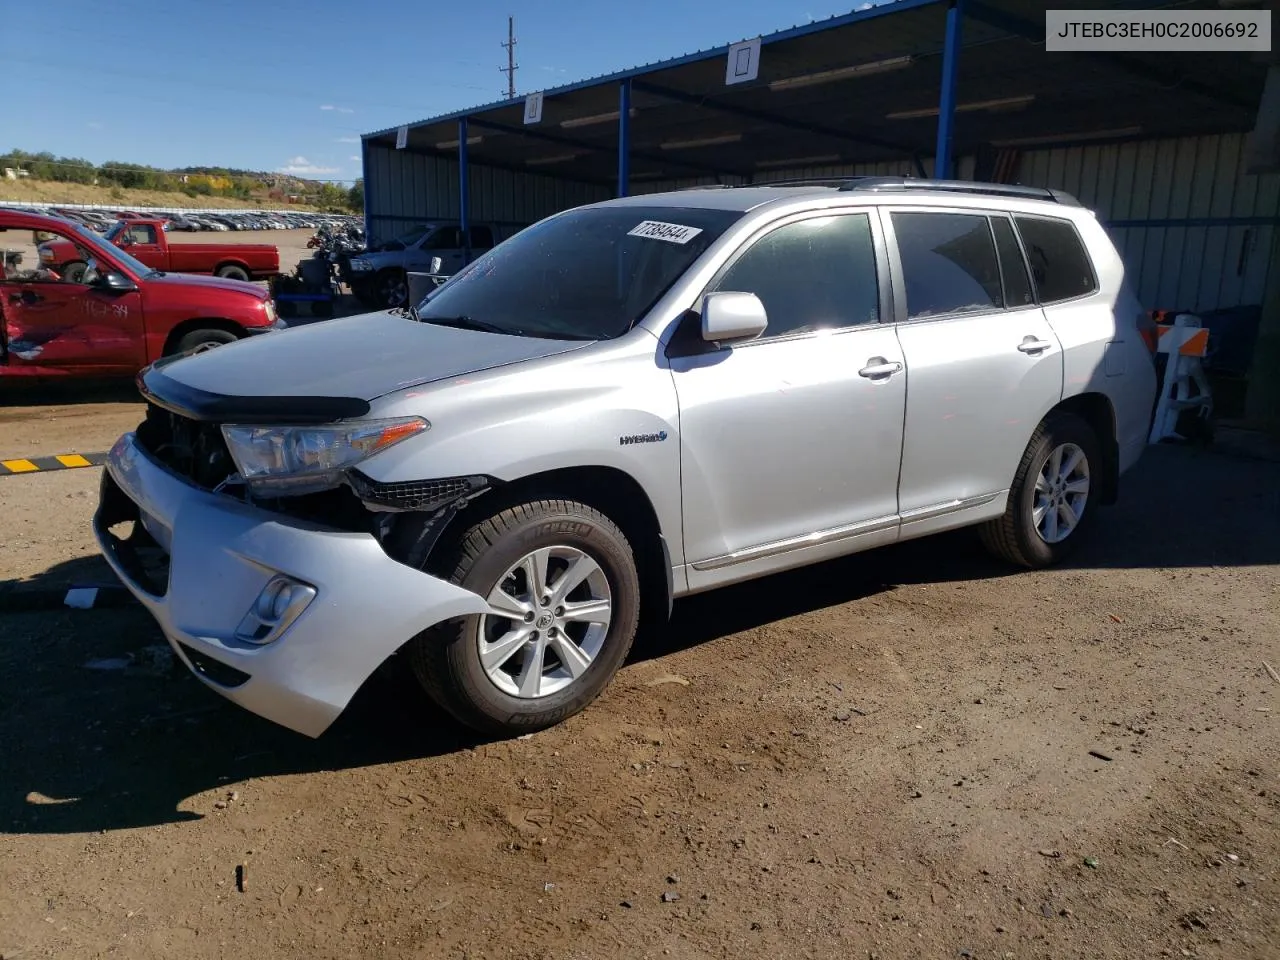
[0,204,360,235]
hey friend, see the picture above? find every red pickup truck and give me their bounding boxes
[2,210,283,379]
[41,217,280,283]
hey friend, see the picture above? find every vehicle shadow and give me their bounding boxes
[1,444,1275,835]
[0,379,142,409]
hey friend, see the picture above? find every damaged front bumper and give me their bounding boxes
[93,432,489,737]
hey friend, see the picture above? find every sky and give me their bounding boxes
[0,0,888,184]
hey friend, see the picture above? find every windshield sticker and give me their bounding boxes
[627,220,704,245]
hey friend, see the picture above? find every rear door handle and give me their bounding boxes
[1017,336,1054,355]
[858,357,903,380]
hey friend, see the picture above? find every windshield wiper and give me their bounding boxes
[419,315,520,336]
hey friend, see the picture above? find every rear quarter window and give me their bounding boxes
[1014,216,1098,304]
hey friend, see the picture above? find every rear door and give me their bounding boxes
[882,207,1064,534]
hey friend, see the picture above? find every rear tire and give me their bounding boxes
[405,499,642,737]
[216,264,251,282]
[980,411,1102,569]
[172,328,239,356]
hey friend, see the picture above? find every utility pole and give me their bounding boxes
[500,16,518,99]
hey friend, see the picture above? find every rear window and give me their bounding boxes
[1014,216,1097,303]
[891,211,1003,319]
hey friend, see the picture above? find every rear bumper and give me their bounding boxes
[93,433,488,737]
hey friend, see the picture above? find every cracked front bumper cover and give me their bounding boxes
[93,433,489,737]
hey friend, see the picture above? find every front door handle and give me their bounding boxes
[9,290,41,305]
[1017,336,1054,355]
[858,357,903,380]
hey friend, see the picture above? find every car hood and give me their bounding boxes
[144,270,267,299]
[146,311,590,410]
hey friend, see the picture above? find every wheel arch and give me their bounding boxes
[405,464,674,627]
[213,259,251,277]
[162,317,245,356]
[1050,392,1119,505]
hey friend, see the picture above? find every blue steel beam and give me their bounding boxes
[618,79,632,198]
[631,80,920,157]
[466,118,748,178]
[935,0,964,180]
[459,117,471,263]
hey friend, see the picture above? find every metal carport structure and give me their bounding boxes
[362,0,1279,421]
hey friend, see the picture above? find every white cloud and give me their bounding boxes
[335,136,360,143]
[277,156,340,175]
[320,104,355,114]
[349,155,361,162]
[87,121,103,130]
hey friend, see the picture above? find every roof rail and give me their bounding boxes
[748,177,862,188]
[837,176,1081,206]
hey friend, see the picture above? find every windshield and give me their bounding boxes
[394,224,434,246]
[416,206,742,340]
[68,221,155,277]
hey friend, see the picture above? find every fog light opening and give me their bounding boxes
[236,575,316,645]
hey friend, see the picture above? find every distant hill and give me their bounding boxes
[1,149,362,213]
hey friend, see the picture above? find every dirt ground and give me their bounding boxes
[0,394,1276,960]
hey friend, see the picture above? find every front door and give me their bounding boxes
[1,231,144,374]
[670,211,906,590]
[882,208,1064,528]
[117,223,164,271]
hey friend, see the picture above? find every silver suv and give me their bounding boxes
[94,178,1158,739]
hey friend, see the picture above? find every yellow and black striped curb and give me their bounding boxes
[0,452,109,476]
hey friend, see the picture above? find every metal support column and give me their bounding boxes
[360,137,372,242]
[618,79,631,198]
[935,0,964,180]
[458,117,471,264]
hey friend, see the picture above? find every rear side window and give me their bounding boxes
[891,212,1002,320]
[710,213,879,338]
[1014,216,1097,303]
[990,216,1035,308]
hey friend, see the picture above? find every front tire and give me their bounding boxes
[172,328,239,356]
[374,268,408,308]
[979,411,1101,568]
[406,499,641,736]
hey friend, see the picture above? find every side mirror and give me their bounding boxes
[99,271,138,293]
[700,291,768,344]
[429,256,443,275]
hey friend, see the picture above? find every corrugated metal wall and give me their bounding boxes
[1018,133,1280,313]
[364,143,608,246]
[364,133,1278,313]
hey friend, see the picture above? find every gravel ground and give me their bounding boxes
[0,397,1276,960]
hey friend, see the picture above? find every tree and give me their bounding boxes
[347,179,364,213]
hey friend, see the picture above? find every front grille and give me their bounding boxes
[135,402,235,490]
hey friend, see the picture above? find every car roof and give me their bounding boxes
[0,208,90,232]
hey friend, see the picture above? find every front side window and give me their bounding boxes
[708,213,880,339]
[417,206,743,340]
[892,211,1003,320]
[1014,215,1097,303]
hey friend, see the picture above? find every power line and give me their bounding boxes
[500,16,518,99]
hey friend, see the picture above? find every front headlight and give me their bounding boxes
[221,417,429,495]
[349,258,373,272]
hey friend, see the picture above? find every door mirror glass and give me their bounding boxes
[429,256,443,274]
[700,291,768,344]
[99,271,138,293]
